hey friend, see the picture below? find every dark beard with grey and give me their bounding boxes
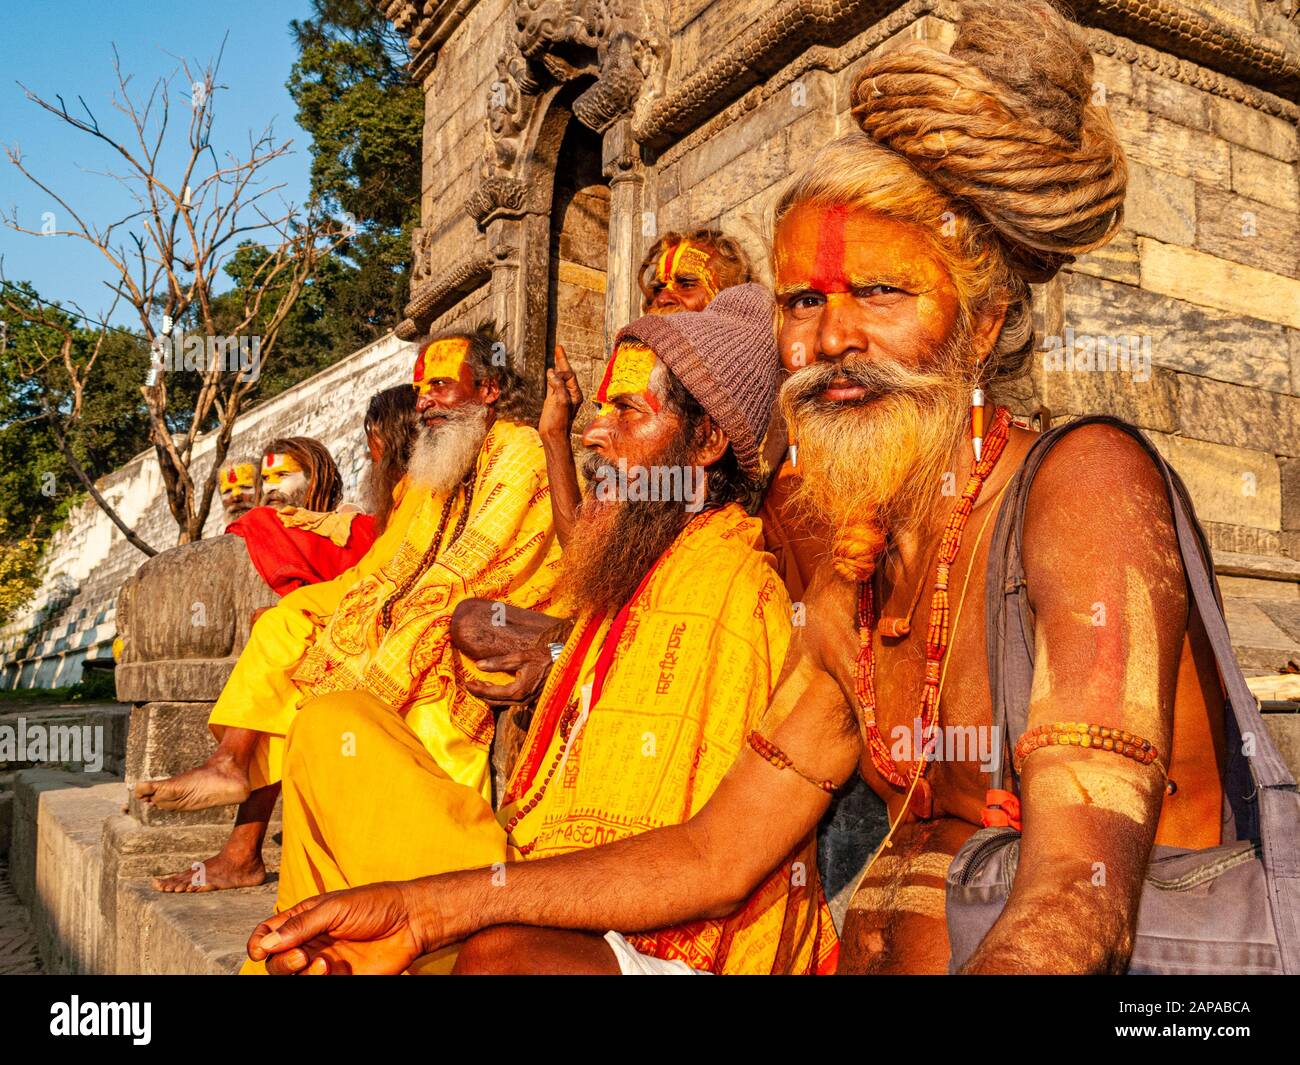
[359,462,384,518]
[407,403,489,495]
[559,435,698,616]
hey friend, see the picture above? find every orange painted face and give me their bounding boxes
[583,341,681,472]
[773,203,963,390]
[412,337,472,397]
[260,452,303,484]
[647,240,721,313]
[593,341,660,418]
[411,336,484,423]
[219,462,256,499]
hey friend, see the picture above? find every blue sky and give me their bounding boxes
[0,0,316,328]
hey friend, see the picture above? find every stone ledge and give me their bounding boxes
[1215,551,1300,584]
[11,769,122,974]
[9,766,281,974]
[114,878,278,975]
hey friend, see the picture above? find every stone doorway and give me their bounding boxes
[545,118,610,410]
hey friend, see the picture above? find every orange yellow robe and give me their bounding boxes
[209,418,563,802]
[501,503,839,974]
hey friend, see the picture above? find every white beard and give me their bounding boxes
[408,404,489,495]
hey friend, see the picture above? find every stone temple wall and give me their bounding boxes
[0,331,412,690]
[379,0,1300,671]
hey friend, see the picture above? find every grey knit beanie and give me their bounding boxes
[612,283,779,476]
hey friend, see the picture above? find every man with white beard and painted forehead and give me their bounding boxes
[137,326,561,966]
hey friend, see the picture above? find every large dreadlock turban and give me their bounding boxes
[851,0,1126,283]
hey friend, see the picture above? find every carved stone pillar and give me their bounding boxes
[602,117,646,346]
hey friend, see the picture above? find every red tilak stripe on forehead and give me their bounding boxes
[595,350,619,402]
[595,347,661,412]
[662,241,681,279]
[811,204,851,293]
[412,345,427,382]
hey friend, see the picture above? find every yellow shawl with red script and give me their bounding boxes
[212,420,561,802]
[501,504,838,975]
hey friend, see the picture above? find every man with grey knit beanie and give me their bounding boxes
[438,283,838,974]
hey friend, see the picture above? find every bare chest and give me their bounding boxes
[825,518,1004,826]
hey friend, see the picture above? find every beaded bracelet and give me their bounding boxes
[747,730,837,794]
[1013,721,1172,790]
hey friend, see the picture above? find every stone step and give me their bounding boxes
[10,769,123,974]
[10,767,282,975]
[114,877,279,975]
[0,702,131,778]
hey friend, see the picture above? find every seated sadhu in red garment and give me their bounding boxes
[252,286,837,974]
[149,399,415,892]
[248,2,1232,976]
[227,437,377,599]
[216,457,260,523]
[137,329,559,910]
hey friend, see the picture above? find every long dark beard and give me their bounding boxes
[559,434,697,617]
[359,462,399,534]
[778,331,973,571]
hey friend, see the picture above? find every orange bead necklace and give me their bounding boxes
[855,405,1013,793]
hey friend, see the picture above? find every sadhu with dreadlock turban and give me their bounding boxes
[244,1,1233,979]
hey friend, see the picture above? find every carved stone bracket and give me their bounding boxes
[477,0,666,190]
[464,175,530,226]
[395,250,494,339]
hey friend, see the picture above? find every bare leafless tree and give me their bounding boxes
[2,39,350,547]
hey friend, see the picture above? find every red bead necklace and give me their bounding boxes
[855,406,1013,794]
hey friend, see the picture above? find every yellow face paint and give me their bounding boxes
[219,462,257,498]
[412,337,470,396]
[594,341,660,417]
[261,452,304,486]
[653,240,720,305]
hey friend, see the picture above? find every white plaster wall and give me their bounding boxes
[0,331,414,689]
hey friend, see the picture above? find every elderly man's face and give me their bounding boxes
[646,240,722,314]
[580,342,682,472]
[218,462,258,516]
[411,337,499,428]
[773,203,963,392]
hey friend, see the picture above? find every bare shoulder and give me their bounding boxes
[1020,420,1185,614]
[1024,422,1171,543]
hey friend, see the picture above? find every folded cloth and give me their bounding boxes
[603,932,710,976]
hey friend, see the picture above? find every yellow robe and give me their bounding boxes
[209,418,562,802]
[501,504,839,975]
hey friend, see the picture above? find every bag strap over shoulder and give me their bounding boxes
[982,414,1300,971]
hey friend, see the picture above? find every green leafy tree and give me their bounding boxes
[0,283,154,619]
[284,0,422,357]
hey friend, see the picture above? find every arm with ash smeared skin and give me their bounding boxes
[962,425,1187,974]
[538,344,584,549]
[246,625,863,974]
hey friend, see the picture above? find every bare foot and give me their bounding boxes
[135,756,251,811]
[153,849,266,893]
